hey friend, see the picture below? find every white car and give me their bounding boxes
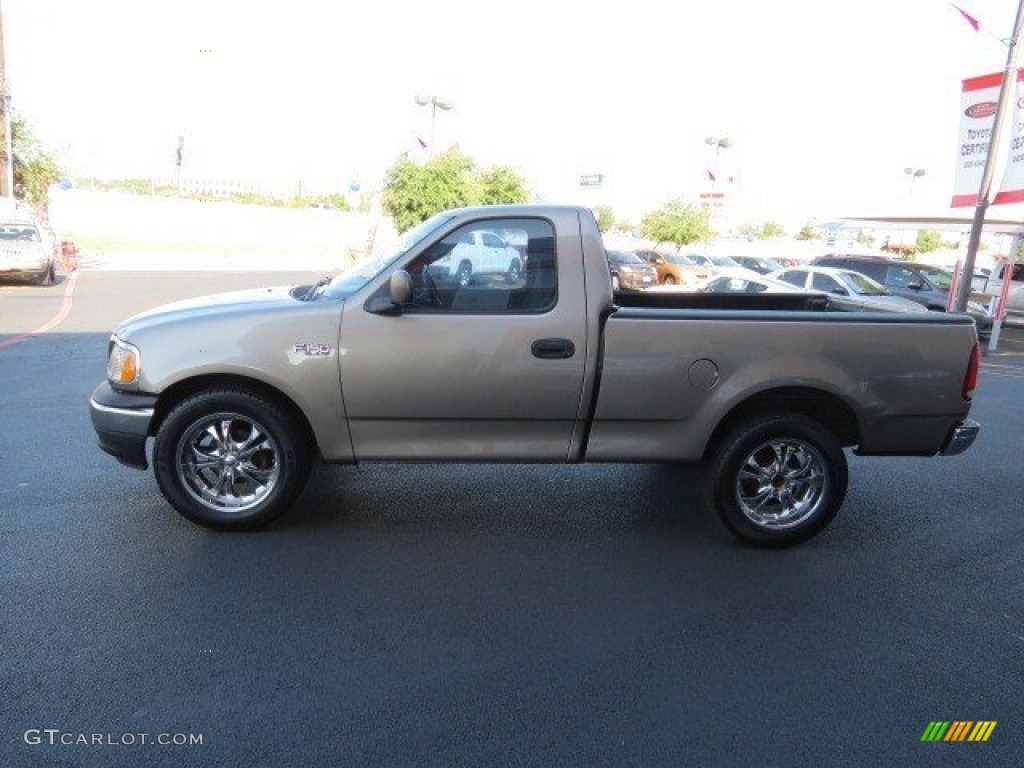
[437,229,522,285]
[768,266,928,313]
[0,214,57,286]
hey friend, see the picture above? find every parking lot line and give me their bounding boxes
[0,269,80,351]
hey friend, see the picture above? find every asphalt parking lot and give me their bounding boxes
[1,268,1023,767]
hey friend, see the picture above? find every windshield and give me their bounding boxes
[843,271,889,296]
[916,266,952,290]
[0,223,41,242]
[321,213,454,299]
[608,250,644,264]
[710,255,741,267]
[666,253,696,265]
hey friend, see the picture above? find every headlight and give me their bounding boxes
[107,337,141,387]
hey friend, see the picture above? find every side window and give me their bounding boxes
[885,266,918,289]
[811,273,842,293]
[399,218,557,313]
[778,270,806,287]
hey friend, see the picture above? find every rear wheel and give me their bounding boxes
[708,411,847,547]
[36,263,55,286]
[153,388,312,530]
[663,274,676,286]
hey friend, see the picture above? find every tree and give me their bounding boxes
[593,205,615,233]
[477,165,529,206]
[381,153,530,233]
[761,221,785,239]
[916,230,941,254]
[382,153,475,233]
[795,222,818,241]
[641,199,710,249]
[11,117,63,213]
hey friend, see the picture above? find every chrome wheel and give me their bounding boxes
[176,412,281,513]
[735,438,827,529]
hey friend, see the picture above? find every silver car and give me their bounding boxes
[769,266,928,313]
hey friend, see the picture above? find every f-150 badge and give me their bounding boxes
[292,342,332,357]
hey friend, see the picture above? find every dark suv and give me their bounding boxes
[812,254,992,336]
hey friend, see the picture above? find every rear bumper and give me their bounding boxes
[89,382,157,469]
[940,419,980,456]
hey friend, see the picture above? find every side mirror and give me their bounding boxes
[390,270,413,304]
[830,287,849,296]
[906,279,924,291]
[366,270,414,316]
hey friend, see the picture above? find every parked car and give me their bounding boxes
[0,214,56,285]
[634,249,710,288]
[606,250,658,290]
[731,255,786,275]
[769,266,929,313]
[812,254,993,333]
[974,261,1024,319]
[704,273,812,294]
[435,229,522,285]
[687,253,761,279]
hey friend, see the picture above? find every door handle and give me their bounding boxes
[531,338,575,359]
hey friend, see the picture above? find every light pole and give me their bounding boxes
[904,167,926,198]
[704,136,732,184]
[414,94,455,154]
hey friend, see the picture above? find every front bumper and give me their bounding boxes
[940,419,980,456]
[618,272,656,290]
[89,382,157,469]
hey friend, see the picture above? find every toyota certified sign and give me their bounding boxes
[952,69,1024,207]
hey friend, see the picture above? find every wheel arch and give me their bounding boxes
[149,374,317,453]
[703,386,860,459]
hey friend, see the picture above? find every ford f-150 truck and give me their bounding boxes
[89,205,981,546]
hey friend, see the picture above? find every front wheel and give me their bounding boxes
[708,411,847,547]
[153,388,312,530]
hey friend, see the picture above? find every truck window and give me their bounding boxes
[885,266,920,289]
[402,217,557,313]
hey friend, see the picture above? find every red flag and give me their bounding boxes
[952,3,980,32]
[707,169,716,182]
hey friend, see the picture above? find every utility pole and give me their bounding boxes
[955,0,1024,312]
[0,0,14,198]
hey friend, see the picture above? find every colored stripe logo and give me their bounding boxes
[921,721,997,742]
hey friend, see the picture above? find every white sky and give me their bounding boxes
[5,0,1023,224]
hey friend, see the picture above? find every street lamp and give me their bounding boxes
[705,136,732,181]
[904,167,926,198]
[414,94,455,153]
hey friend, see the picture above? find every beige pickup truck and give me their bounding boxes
[89,205,981,546]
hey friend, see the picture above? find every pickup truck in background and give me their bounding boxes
[434,228,523,285]
[90,205,981,547]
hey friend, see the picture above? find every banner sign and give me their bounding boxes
[952,69,1024,207]
[994,70,1024,204]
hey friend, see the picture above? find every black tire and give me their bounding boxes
[153,388,312,530]
[36,263,55,286]
[663,274,676,286]
[708,411,847,547]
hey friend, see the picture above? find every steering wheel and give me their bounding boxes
[413,264,441,307]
